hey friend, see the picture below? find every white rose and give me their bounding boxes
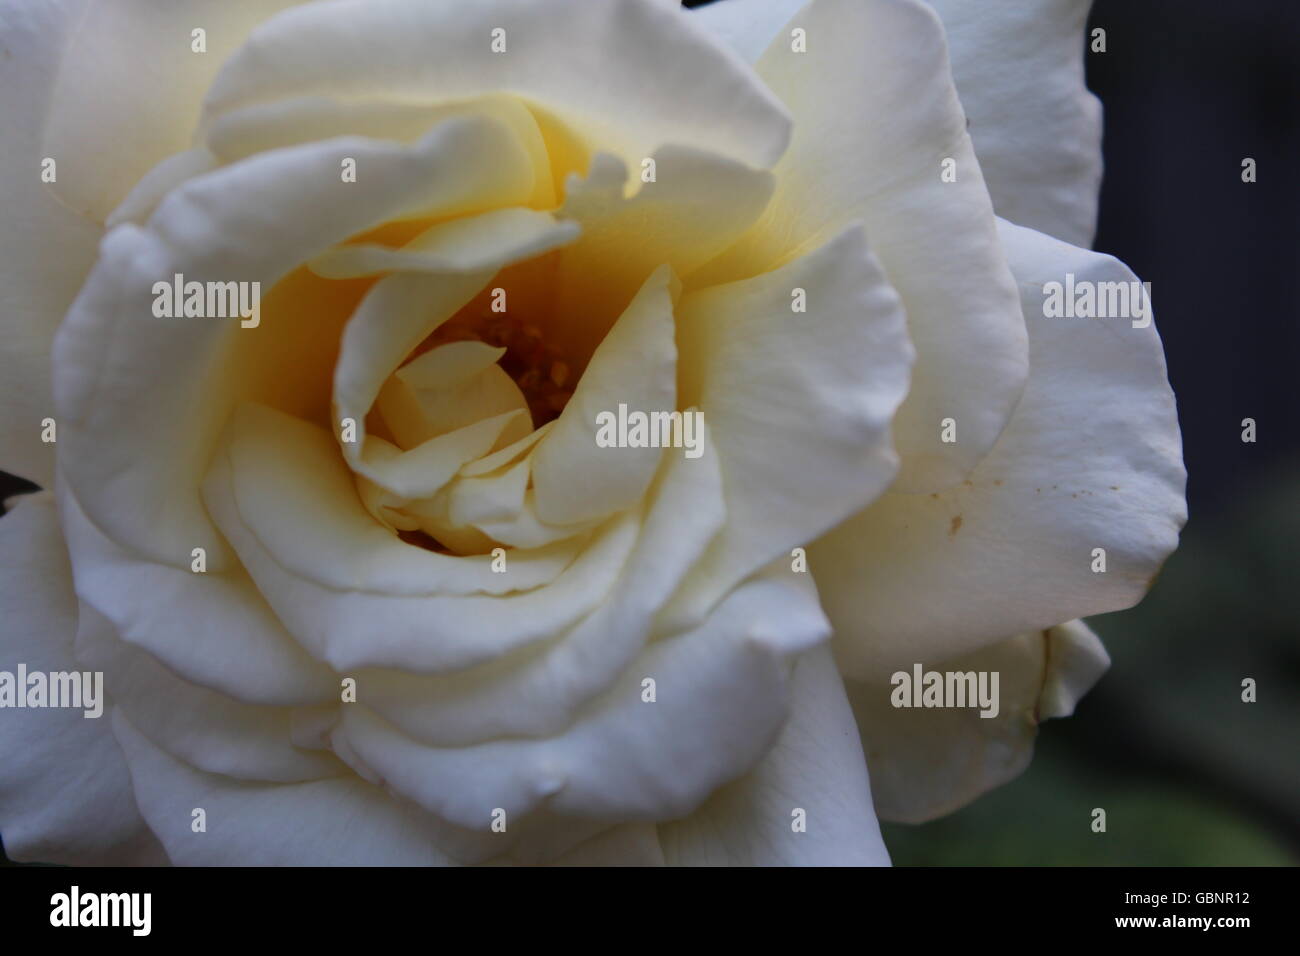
[0,0,1185,865]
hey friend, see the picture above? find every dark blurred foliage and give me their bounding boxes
[3,0,1297,866]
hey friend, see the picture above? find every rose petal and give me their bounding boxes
[0,0,101,486]
[213,402,580,597]
[532,265,680,525]
[111,710,467,865]
[659,644,891,865]
[74,603,345,783]
[59,484,337,706]
[694,0,1104,246]
[54,115,536,569]
[926,0,1103,246]
[309,208,580,279]
[548,146,774,364]
[814,220,1186,680]
[203,406,639,673]
[329,571,827,830]
[41,0,303,221]
[688,0,809,63]
[0,493,163,864]
[346,425,725,747]
[201,0,792,173]
[664,224,912,629]
[696,0,1029,493]
[548,823,665,866]
[208,94,560,209]
[847,620,1109,823]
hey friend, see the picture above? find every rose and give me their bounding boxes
[0,0,1185,866]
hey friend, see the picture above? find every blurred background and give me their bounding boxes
[3,0,1296,866]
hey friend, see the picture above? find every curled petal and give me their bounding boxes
[847,620,1109,823]
[666,224,912,629]
[816,220,1186,680]
[697,0,1029,493]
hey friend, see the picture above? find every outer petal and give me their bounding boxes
[925,0,1103,246]
[815,220,1186,680]
[201,0,793,172]
[111,710,461,866]
[659,644,890,866]
[59,484,338,707]
[0,493,162,864]
[693,0,1104,246]
[74,603,345,784]
[0,0,99,486]
[695,0,1029,493]
[847,620,1109,823]
[41,0,304,221]
[688,0,808,63]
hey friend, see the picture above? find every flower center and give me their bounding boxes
[396,254,578,428]
[420,301,575,427]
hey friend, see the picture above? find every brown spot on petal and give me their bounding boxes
[949,514,963,536]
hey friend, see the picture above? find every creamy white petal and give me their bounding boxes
[548,146,774,364]
[694,0,1104,245]
[41,0,303,221]
[74,604,345,783]
[548,823,665,866]
[532,266,679,525]
[0,493,163,864]
[309,208,579,279]
[212,403,580,597]
[53,116,535,570]
[697,0,1029,493]
[348,429,724,747]
[208,94,560,209]
[0,0,100,486]
[659,644,891,866]
[815,220,1186,680]
[112,710,466,865]
[665,225,912,629]
[329,573,827,830]
[201,0,792,173]
[847,620,1109,822]
[925,0,1103,246]
[59,484,337,706]
[687,0,809,63]
[203,409,639,673]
